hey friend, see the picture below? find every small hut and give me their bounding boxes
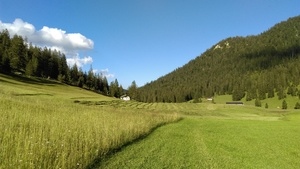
[120,95,130,101]
[226,101,243,105]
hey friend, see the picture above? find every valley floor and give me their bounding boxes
[99,114,300,169]
[1,73,300,169]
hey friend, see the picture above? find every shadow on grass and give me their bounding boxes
[73,100,123,107]
[14,93,53,96]
[0,78,21,85]
[85,118,183,169]
[0,73,62,86]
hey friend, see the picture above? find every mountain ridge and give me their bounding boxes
[137,15,300,103]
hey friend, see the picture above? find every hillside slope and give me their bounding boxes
[137,15,300,103]
[0,73,180,168]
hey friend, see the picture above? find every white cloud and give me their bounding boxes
[92,68,115,79]
[0,18,94,67]
[0,18,35,37]
[66,55,93,68]
[36,26,94,51]
[0,18,116,79]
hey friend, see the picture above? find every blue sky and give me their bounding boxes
[0,0,299,88]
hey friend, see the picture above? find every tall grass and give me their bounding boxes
[0,74,179,168]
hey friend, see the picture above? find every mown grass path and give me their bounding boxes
[99,115,300,169]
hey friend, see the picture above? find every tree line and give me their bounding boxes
[137,16,300,103]
[0,29,138,98]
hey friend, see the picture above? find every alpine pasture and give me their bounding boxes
[0,73,179,168]
[1,73,300,168]
[100,108,300,169]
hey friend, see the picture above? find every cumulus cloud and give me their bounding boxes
[66,55,93,68]
[36,26,93,51]
[0,18,94,67]
[92,68,115,79]
[0,18,35,37]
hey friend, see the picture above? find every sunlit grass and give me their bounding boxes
[100,113,300,169]
[214,93,300,109]
[2,73,299,168]
[0,74,179,168]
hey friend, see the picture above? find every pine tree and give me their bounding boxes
[265,103,268,109]
[287,84,297,96]
[9,35,27,71]
[58,54,69,83]
[128,80,138,100]
[294,102,300,109]
[102,76,109,95]
[267,87,275,98]
[258,88,266,100]
[255,98,262,107]
[70,64,79,85]
[282,99,287,109]
[40,47,51,77]
[193,97,200,103]
[232,85,245,101]
[211,98,215,104]
[109,79,120,98]
[0,30,11,72]
[25,59,35,76]
[119,85,124,97]
[277,86,286,100]
[77,76,84,88]
[114,79,120,98]
[86,65,94,89]
[1,54,11,73]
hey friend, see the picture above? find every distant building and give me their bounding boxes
[207,98,213,101]
[120,95,130,101]
[226,101,243,105]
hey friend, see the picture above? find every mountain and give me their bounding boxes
[137,15,300,103]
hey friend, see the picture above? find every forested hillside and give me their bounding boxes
[0,30,125,98]
[137,16,300,103]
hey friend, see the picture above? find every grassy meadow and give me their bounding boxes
[99,114,300,169]
[0,74,180,168]
[1,73,300,168]
[96,95,300,168]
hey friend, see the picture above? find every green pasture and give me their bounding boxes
[100,113,300,169]
[1,73,300,168]
[214,93,300,109]
[0,74,179,168]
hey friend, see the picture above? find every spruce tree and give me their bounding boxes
[70,64,79,85]
[25,59,35,76]
[277,86,286,100]
[86,66,94,89]
[193,98,200,103]
[1,54,11,73]
[9,35,27,71]
[102,76,109,95]
[0,30,11,73]
[128,80,138,100]
[267,88,275,98]
[282,100,287,109]
[265,103,268,109]
[255,98,262,107]
[294,102,300,109]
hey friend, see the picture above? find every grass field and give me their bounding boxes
[96,94,300,168]
[99,114,300,169]
[0,74,179,168]
[214,93,300,109]
[1,73,300,168]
